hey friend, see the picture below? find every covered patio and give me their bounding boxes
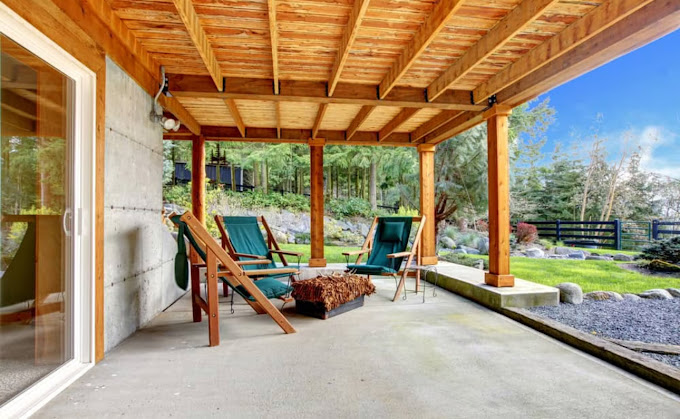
[34,274,680,417]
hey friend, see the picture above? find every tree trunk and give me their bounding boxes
[261,160,268,194]
[239,166,243,191]
[346,166,351,198]
[369,161,377,209]
[253,163,259,189]
[354,168,359,199]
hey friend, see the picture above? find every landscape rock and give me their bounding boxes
[554,246,573,255]
[556,282,583,304]
[452,248,467,254]
[439,237,456,249]
[477,237,490,255]
[639,289,673,300]
[586,255,608,261]
[547,255,568,259]
[460,246,480,255]
[525,248,545,258]
[568,251,586,260]
[622,293,642,302]
[613,253,634,262]
[584,291,623,302]
[271,229,288,245]
[666,288,680,298]
[474,260,485,270]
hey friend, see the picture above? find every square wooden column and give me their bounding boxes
[309,138,326,267]
[191,134,206,224]
[484,105,514,287]
[418,144,437,265]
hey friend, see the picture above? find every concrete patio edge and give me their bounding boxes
[502,307,680,396]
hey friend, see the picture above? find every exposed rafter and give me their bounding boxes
[346,105,375,141]
[312,103,328,138]
[168,75,484,111]
[378,0,465,99]
[473,0,654,104]
[411,110,463,142]
[328,0,371,96]
[172,0,223,91]
[426,0,560,101]
[224,99,245,137]
[379,108,418,142]
[267,0,280,94]
[421,111,485,144]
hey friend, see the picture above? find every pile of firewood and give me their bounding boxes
[291,272,376,311]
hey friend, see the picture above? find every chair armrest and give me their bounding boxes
[235,259,272,266]
[342,249,370,256]
[233,252,267,260]
[387,251,413,258]
[269,249,304,257]
[220,267,298,277]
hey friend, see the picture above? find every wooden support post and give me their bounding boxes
[418,144,437,265]
[309,138,326,267]
[484,105,514,287]
[191,134,206,224]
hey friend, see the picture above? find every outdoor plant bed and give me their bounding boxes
[291,273,376,319]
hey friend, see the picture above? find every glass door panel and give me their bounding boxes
[0,34,73,405]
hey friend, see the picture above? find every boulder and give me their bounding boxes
[477,237,490,255]
[666,288,680,298]
[452,248,467,254]
[584,291,623,302]
[556,282,583,304]
[271,229,288,245]
[460,246,480,255]
[547,255,568,259]
[622,293,642,302]
[555,246,573,255]
[568,251,586,260]
[439,237,456,249]
[473,259,485,270]
[613,253,634,262]
[586,255,607,261]
[639,289,673,300]
[525,248,545,258]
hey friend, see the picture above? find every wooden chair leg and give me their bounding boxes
[206,252,220,347]
[222,281,229,297]
[393,271,408,302]
[190,264,202,322]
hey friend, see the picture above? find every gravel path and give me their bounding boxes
[528,299,680,369]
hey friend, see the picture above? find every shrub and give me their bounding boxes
[516,222,538,244]
[475,219,488,232]
[539,239,554,250]
[440,253,489,270]
[396,206,419,217]
[326,197,372,218]
[639,236,680,264]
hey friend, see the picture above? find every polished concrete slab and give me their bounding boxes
[35,276,679,418]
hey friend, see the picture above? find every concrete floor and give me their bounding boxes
[35,277,680,418]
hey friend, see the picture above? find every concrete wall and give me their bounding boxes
[103,58,184,351]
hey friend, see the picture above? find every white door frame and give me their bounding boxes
[0,3,96,418]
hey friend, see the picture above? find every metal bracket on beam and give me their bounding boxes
[488,94,497,107]
[470,91,475,105]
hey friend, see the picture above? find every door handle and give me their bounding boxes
[62,208,72,236]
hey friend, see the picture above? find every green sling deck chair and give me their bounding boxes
[344,216,426,302]
[215,215,302,294]
[170,212,296,347]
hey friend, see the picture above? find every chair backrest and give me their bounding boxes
[219,216,277,271]
[366,217,414,271]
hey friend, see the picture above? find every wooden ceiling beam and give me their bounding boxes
[172,0,223,91]
[411,110,463,143]
[328,0,371,96]
[224,99,245,137]
[169,75,484,111]
[497,0,680,107]
[379,108,419,142]
[164,126,417,147]
[267,0,280,94]
[427,0,560,101]
[473,0,654,104]
[378,0,465,99]
[346,105,376,141]
[421,111,485,144]
[275,102,282,139]
[312,103,328,138]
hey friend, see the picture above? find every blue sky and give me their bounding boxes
[530,29,680,179]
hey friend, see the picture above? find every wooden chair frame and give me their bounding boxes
[174,212,296,347]
[215,215,303,295]
[344,216,426,302]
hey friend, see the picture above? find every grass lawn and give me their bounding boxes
[566,246,640,256]
[462,254,679,294]
[280,243,360,264]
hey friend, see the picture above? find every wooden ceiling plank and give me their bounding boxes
[168,75,484,111]
[328,0,371,96]
[411,110,463,142]
[172,0,223,91]
[346,105,376,141]
[427,0,560,101]
[379,108,419,142]
[267,0,280,94]
[312,103,329,138]
[497,0,680,107]
[275,102,282,138]
[473,0,654,104]
[224,98,246,137]
[378,0,466,99]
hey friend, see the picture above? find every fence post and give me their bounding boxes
[652,220,659,240]
[556,219,561,243]
[614,219,621,250]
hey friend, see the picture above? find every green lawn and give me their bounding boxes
[280,243,360,263]
[462,254,679,294]
[566,246,640,256]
